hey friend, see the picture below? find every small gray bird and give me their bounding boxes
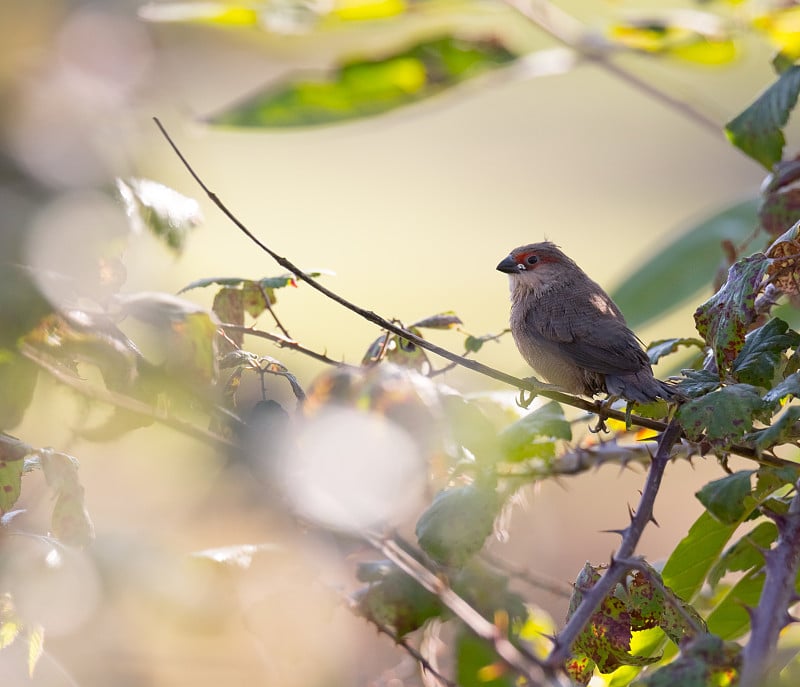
[497,242,675,403]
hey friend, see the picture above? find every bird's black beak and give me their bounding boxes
[496,256,518,274]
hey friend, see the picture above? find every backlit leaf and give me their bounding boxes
[411,312,463,330]
[117,177,201,255]
[499,401,570,462]
[208,36,516,128]
[705,571,764,640]
[646,338,706,365]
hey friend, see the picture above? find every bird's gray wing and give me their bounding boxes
[524,288,648,376]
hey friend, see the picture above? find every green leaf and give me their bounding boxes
[632,633,740,687]
[456,630,515,687]
[0,352,38,432]
[675,369,721,397]
[208,36,517,128]
[611,200,758,331]
[707,521,777,588]
[730,318,800,386]
[499,401,570,462]
[27,624,44,677]
[694,254,770,374]
[725,65,800,169]
[696,471,756,524]
[356,566,441,636]
[762,370,800,405]
[0,436,26,514]
[676,384,766,448]
[441,395,502,465]
[646,338,706,365]
[662,512,739,601]
[745,405,800,453]
[116,177,201,254]
[464,335,484,353]
[0,593,20,650]
[706,571,764,639]
[40,450,94,546]
[416,483,499,567]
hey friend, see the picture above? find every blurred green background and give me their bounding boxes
[0,0,793,684]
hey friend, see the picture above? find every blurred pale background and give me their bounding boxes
[0,0,789,684]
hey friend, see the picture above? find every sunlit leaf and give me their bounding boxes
[207,36,517,128]
[609,11,736,65]
[27,624,44,677]
[332,0,407,21]
[117,177,202,255]
[0,436,26,514]
[180,274,319,293]
[0,351,38,432]
[752,6,800,61]
[441,394,501,464]
[456,631,515,687]
[632,633,740,686]
[611,200,758,331]
[499,401,570,462]
[725,66,800,169]
[693,254,770,373]
[139,2,260,26]
[0,593,20,650]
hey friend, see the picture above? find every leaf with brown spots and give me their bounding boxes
[766,221,800,295]
[693,254,770,374]
[677,384,768,449]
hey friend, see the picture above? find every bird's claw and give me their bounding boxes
[589,416,610,434]
[517,388,537,409]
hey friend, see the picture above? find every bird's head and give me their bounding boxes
[496,242,579,296]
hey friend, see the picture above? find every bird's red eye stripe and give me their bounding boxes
[515,252,557,265]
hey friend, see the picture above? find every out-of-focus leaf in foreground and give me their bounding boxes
[608,10,736,65]
[207,36,517,128]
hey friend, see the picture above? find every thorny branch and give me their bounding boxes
[546,420,683,668]
[365,533,569,687]
[153,118,800,471]
[740,479,800,687]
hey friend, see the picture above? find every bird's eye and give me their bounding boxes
[526,255,539,265]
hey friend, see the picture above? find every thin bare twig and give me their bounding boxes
[256,283,293,339]
[364,533,567,686]
[501,0,721,137]
[546,420,683,668]
[221,323,350,368]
